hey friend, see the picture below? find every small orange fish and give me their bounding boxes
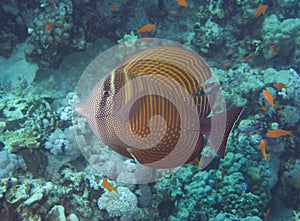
[111,5,117,12]
[259,139,269,161]
[265,129,292,138]
[45,22,54,31]
[176,0,188,8]
[242,53,256,61]
[269,45,277,52]
[102,177,118,192]
[254,5,268,16]
[273,83,286,90]
[136,24,156,33]
[264,208,271,221]
[262,89,275,107]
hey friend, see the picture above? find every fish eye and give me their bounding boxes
[103,90,110,97]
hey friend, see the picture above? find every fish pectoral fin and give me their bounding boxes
[109,145,134,159]
[200,107,243,158]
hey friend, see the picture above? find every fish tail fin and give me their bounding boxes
[200,107,243,158]
[113,186,119,193]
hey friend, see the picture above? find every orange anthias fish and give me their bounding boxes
[102,177,118,192]
[265,129,292,138]
[45,22,54,31]
[136,24,156,33]
[242,53,256,61]
[262,89,275,107]
[177,0,188,8]
[265,208,271,221]
[254,5,268,16]
[75,46,243,169]
[259,139,269,161]
[273,83,287,90]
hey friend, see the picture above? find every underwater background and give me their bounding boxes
[0,0,300,220]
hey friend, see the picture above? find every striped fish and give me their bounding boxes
[76,46,243,168]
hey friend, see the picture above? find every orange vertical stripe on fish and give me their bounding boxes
[262,89,275,107]
[254,5,268,16]
[265,129,292,138]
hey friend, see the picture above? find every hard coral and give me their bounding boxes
[97,186,143,221]
[0,93,60,153]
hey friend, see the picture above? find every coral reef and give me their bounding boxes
[45,126,80,160]
[45,205,79,221]
[24,0,74,68]
[98,186,144,221]
[0,93,60,153]
[262,15,300,66]
[0,150,27,179]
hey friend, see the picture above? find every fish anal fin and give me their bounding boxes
[185,135,204,163]
[200,107,243,158]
